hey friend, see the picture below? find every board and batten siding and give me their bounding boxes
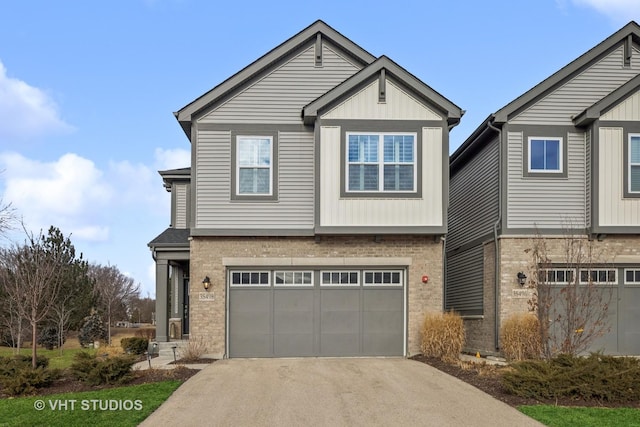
[598,127,640,226]
[507,131,586,229]
[198,44,361,124]
[445,245,484,315]
[447,137,500,250]
[322,79,442,120]
[319,126,442,227]
[512,46,640,125]
[175,183,188,229]
[195,130,314,229]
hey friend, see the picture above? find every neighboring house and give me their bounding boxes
[447,22,640,356]
[148,21,462,358]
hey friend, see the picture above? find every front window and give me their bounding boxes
[347,133,415,192]
[629,134,640,193]
[237,136,272,195]
[528,137,562,173]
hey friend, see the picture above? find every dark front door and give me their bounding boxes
[183,278,189,335]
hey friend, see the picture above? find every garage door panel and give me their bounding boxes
[363,289,403,310]
[621,287,640,354]
[363,333,404,356]
[363,311,403,333]
[320,333,360,356]
[229,269,405,357]
[321,289,359,310]
[275,334,314,356]
[229,333,273,357]
[320,311,359,333]
[230,289,270,311]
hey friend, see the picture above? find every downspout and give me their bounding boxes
[486,117,502,351]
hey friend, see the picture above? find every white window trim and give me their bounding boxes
[320,270,360,286]
[229,270,271,287]
[363,270,404,287]
[345,132,417,193]
[528,136,563,173]
[539,268,575,285]
[624,268,640,285]
[628,133,640,193]
[236,135,273,196]
[273,271,314,287]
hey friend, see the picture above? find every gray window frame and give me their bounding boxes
[231,131,278,201]
[626,132,640,197]
[337,121,424,198]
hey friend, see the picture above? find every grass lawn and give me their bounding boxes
[520,405,640,427]
[0,380,181,427]
[0,347,96,370]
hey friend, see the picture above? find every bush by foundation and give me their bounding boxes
[420,311,465,363]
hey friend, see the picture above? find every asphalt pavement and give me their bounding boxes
[139,357,543,427]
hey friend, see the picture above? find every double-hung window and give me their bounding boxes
[629,134,640,193]
[236,136,272,195]
[347,133,416,193]
[528,137,562,173]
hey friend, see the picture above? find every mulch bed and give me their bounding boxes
[411,354,640,408]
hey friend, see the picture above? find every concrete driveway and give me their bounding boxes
[140,358,542,427]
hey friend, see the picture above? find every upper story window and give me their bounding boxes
[237,136,272,196]
[628,134,640,193]
[528,137,562,173]
[347,133,415,193]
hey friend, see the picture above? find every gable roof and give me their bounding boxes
[573,73,640,126]
[493,21,640,123]
[451,21,640,174]
[174,20,376,139]
[302,55,463,126]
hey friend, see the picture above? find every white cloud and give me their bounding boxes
[569,0,640,23]
[0,60,73,140]
[154,148,191,170]
[0,152,113,241]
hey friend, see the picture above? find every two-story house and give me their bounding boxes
[149,21,462,358]
[447,22,640,356]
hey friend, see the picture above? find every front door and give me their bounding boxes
[183,278,190,335]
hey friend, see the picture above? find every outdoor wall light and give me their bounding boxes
[202,276,211,290]
[517,272,527,286]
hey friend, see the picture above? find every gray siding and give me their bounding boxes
[512,46,640,125]
[195,130,314,230]
[507,131,586,229]
[447,137,499,250]
[199,44,361,124]
[446,245,484,315]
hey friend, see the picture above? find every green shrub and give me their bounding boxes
[0,366,60,396]
[502,353,640,402]
[500,313,542,361]
[0,354,50,379]
[420,311,465,363]
[70,351,136,386]
[121,337,149,355]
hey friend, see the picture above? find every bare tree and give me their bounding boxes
[89,263,140,345]
[0,227,68,367]
[526,229,613,357]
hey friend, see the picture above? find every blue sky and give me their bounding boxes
[0,0,638,297]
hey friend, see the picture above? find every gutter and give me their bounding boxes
[486,116,502,351]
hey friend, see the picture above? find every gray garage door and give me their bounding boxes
[228,269,405,358]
